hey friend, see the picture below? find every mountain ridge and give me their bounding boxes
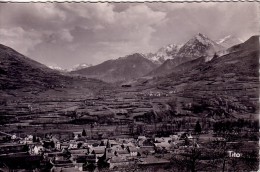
[0,44,108,98]
[71,53,158,83]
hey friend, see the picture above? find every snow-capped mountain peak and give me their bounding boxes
[177,33,223,58]
[48,65,64,71]
[192,33,218,46]
[144,43,182,64]
[70,63,92,71]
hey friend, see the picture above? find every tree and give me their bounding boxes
[50,141,55,148]
[82,129,87,137]
[171,147,202,172]
[23,144,29,152]
[77,142,83,148]
[195,121,202,134]
[90,124,94,139]
[143,150,149,157]
[33,135,37,142]
[136,125,144,135]
[128,123,134,136]
[213,53,218,59]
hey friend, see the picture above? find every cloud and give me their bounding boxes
[59,3,116,24]
[56,29,74,42]
[0,2,258,69]
[115,4,166,27]
[149,2,259,45]
[0,3,66,30]
[0,27,42,55]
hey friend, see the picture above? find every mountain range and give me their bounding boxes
[147,33,223,77]
[0,33,258,119]
[70,53,158,83]
[70,33,225,81]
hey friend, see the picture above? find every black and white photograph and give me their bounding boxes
[0,1,259,171]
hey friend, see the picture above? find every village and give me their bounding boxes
[0,127,201,171]
[0,116,259,172]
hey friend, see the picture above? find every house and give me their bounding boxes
[114,149,130,157]
[177,132,187,139]
[92,148,105,157]
[170,135,179,141]
[70,149,89,162]
[75,163,84,171]
[89,146,106,153]
[85,154,96,164]
[154,142,171,151]
[137,136,148,146]
[127,147,139,156]
[61,142,69,150]
[51,136,60,146]
[69,140,78,149]
[30,144,44,155]
[70,149,89,155]
[22,135,33,144]
[155,137,172,143]
[118,138,135,144]
[139,146,155,155]
[109,140,119,147]
[138,136,147,140]
[51,166,81,172]
[108,156,132,169]
[110,145,122,151]
[154,137,164,143]
[73,132,83,140]
[0,144,28,154]
[104,147,114,160]
[11,134,17,140]
[55,142,61,150]
[50,157,74,170]
[42,139,55,149]
[142,139,154,147]
[123,142,136,148]
[91,147,105,162]
[137,155,170,166]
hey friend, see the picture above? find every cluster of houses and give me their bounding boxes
[0,131,199,171]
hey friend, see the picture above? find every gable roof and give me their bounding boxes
[128,147,138,152]
[91,148,105,154]
[115,149,129,155]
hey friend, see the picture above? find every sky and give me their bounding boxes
[0,2,259,69]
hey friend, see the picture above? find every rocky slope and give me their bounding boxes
[177,33,223,58]
[148,33,223,77]
[144,44,182,65]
